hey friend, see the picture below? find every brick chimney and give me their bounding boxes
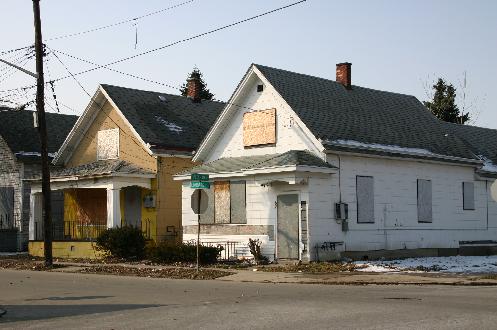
[336,62,352,89]
[187,76,201,103]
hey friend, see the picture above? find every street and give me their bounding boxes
[1,270,497,329]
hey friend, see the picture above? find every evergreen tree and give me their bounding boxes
[180,67,214,100]
[423,78,469,124]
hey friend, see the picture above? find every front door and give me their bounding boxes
[277,194,299,259]
[124,186,142,228]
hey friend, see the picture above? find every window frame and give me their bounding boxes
[417,179,433,223]
[462,182,475,211]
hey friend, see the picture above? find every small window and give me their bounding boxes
[463,182,475,210]
[417,179,432,223]
[257,84,264,92]
[202,180,247,224]
[356,176,374,223]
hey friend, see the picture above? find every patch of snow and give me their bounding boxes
[327,139,437,157]
[354,255,497,274]
[480,157,497,173]
[155,116,183,134]
[0,252,27,256]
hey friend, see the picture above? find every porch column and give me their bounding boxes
[106,188,121,228]
[29,192,43,240]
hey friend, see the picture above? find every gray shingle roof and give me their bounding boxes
[441,122,497,174]
[0,109,78,160]
[254,64,477,161]
[181,150,335,175]
[51,159,154,178]
[101,84,225,152]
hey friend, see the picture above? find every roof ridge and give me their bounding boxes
[254,63,417,98]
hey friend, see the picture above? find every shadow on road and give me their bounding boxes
[0,304,162,323]
[25,295,114,301]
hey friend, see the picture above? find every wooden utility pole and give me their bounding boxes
[33,0,53,266]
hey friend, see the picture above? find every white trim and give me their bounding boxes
[173,165,335,180]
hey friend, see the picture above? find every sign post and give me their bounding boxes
[190,174,210,272]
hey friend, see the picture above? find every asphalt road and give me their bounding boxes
[1,269,497,329]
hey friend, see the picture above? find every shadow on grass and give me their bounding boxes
[0,303,162,323]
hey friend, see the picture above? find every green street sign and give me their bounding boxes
[191,181,210,189]
[191,173,209,181]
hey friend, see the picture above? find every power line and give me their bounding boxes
[49,47,180,91]
[49,0,307,83]
[46,0,196,41]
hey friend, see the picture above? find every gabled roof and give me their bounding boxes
[254,64,478,162]
[442,122,497,176]
[0,109,78,161]
[100,84,225,152]
[179,150,335,176]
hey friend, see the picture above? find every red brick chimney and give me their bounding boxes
[336,62,352,89]
[187,76,201,103]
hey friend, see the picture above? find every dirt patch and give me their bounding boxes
[75,265,233,280]
[256,262,363,273]
[0,258,66,271]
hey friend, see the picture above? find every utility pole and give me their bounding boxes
[32,0,53,266]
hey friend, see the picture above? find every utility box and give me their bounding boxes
[335,202,349,221]
[143,194,156,208]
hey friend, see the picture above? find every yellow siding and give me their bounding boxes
[156,157,196,242]
[66,100,157,172]
[29,241,104,259]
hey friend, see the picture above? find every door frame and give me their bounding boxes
[275,192,301,261]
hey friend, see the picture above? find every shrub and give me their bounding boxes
[147,242,223,264]
[96,226,146,259]
[248,238,269,264]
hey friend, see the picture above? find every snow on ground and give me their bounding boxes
[354,255,497,274]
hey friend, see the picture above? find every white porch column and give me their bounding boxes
[29,192,43,240]
[106,188,121,228]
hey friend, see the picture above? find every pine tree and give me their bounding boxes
[423,78,469,124]
[180,67,214,100]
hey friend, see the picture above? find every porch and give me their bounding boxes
[29,160,156,251]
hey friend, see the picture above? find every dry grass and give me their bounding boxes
[257,262,363,273]
[76,265,233,280]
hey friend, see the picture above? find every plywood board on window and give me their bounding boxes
[243,109,276,147]
[97,128,119,160]
[214,181,230,224]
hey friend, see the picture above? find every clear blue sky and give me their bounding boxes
[1,0,496,128]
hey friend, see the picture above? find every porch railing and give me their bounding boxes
[189,240,246,261]
[0,213,21,230]
[34,220,107,241]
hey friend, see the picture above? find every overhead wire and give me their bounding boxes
[46,0,196,41]
[49,0,307,83]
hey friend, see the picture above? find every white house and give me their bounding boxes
[174,63,497,261]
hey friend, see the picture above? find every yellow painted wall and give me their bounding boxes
[29,241,104,259]
[66,99,157,172]
[156,157,196,242]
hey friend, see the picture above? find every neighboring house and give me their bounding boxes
[0,109,77,251]
[28,78,224,258]
[175,63,497,261]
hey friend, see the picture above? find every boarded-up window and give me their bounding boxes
[97,128,119,160]
[199,187,214,224]
[242,109,276,147]
[230,181,246,224]
[214,181,231,224]
[356,176,374,223]
[463,182,475,210]
[200,181,247,224]
[417,179,432,223]
[0,186,14,228]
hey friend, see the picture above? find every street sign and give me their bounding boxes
[191,189,209,214]
[191,181,210,189]
[191,173,209,182]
